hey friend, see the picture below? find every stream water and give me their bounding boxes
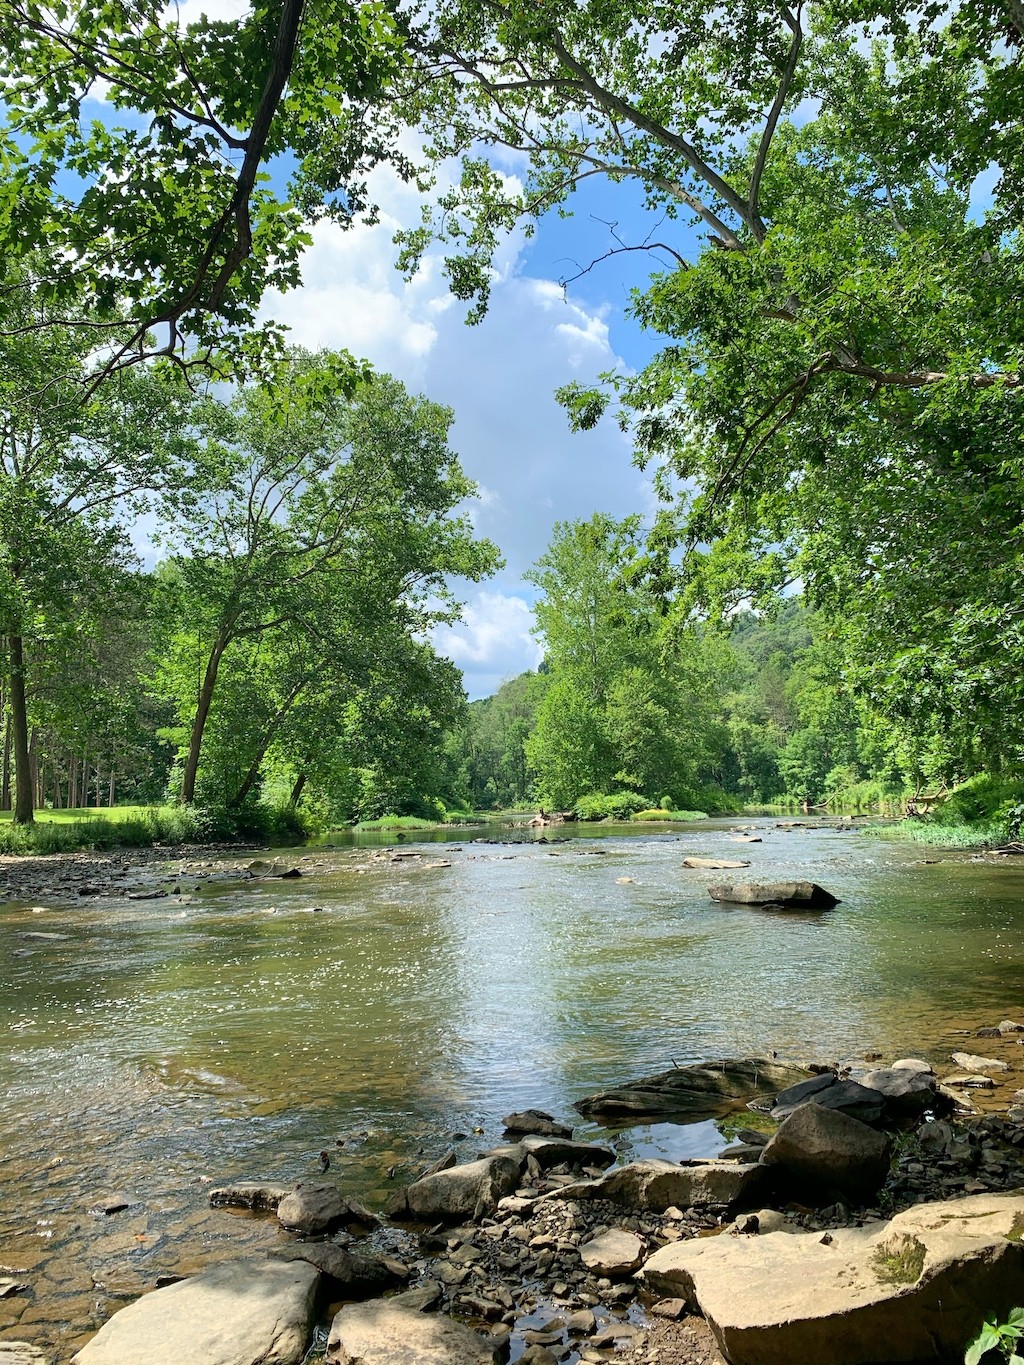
[2,818,1024,1358]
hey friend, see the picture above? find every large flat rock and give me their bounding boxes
[639,1192,1024,1365]
[326,1287,502,1364]
[72,1258,320,1365]
[575,1058,811,1121]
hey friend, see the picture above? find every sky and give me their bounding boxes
[258,152,693,700]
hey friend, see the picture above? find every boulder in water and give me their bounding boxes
[575,1058,811,1121]
[708,881,839,909]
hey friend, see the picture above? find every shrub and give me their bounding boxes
[574,791,649,821]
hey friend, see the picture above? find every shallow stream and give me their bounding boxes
[2,819,1023,1357]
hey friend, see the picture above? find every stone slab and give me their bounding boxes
[639,1192,1024,1365]
[72,1258,320,1365]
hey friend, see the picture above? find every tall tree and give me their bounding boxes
[155,355,499,807]
[364,0,1024,770]
[0,283,197,820]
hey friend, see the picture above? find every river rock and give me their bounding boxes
[275,1243,406,1297]
[575,1058,811,1121]
[769,1073,885,1124]
[950,1051,1010,1073]
[72,1258,320,1365]
[707,881,839,910]
[502,1109,574,1138]
[0,1347,51,1365]
[639,1191,1024,1365]
[683,857,751,869]
[209,1182,292,1213]
[326,1286,501,1364]
[550,1158,768,1211]
[395,1153,523,1222]
[276,1183,372,1235]
[579,1229,645,1277]
[891,1058,934,1074]
[999,1019,1024,1034]
[858,1067,943,1117]
[518,1133,614,1169]
[944,1072,997,1088]
[759,1103,891,1201]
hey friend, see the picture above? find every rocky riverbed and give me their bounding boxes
[6,1042,1023,1365]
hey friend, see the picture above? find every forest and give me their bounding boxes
[0,0,1021,843]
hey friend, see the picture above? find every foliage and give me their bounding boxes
[964,1307,1024,1365]
[524,514,731,808]
[152,354,499,815]
[574,791,650,821]
[370,0,1024,785]
[0,0,405,384]
[631,808,708,822]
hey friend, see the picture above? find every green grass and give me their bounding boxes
[352,814,446,831]
[630,808,710,821]
[0,804,170,826]
[0,805,199,855]
[868,818,1005,848]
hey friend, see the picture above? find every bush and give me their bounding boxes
[574,791,650,821]
[660,795,675,811]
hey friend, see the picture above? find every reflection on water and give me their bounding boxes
[2,821,1024,1357]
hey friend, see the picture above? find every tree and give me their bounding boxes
[0,0,405,384]
[0,285,198,820]
[154,355,499,809]
[525,514,727,807]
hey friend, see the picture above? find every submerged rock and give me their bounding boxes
[575,1058,811,1121]
[950,1051,1010,1074]
[639,1191,1024,1365]
[682,856,751,869]
[72,1258,320,1365]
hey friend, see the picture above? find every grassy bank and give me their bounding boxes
[0,802,307,855]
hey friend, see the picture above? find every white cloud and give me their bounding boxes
[432,592,543,700]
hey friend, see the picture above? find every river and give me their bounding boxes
[2,818,1023,1358]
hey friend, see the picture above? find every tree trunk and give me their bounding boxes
[227,680,307,809]
[53,765,62,808]
[108,770,115,807]
[1,714,11,812]
[289,770,308,806]
[69,753,78,810]
[181,635,229,804]
[9,635,34,824]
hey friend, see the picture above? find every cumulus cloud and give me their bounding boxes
[432,592,543,701]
